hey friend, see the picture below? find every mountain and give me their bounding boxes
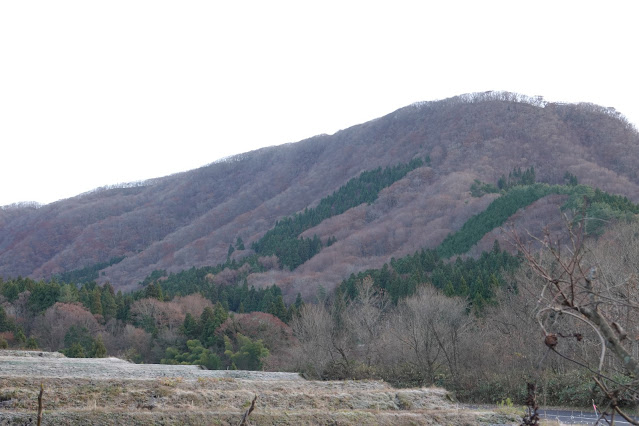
[1,91,638,298]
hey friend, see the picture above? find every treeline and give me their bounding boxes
[0,270,301,354]
[160,304,278,371]
[0,277,126,353]
[445,179,639,258]
[1,277,130,323]
[563,185,639,215]
[563,185,639,235]
[336,182,555,309]
[53,256,126,284]
[144,267,300,323]
[0,274,299,372]
[0,304,30,348]
[252,158,424,269]
[439,183,561,257]
[470,166,536,197]
[148,178,639,320]
[293,269,621,407]
[339,180,639,309]
[497,166,536,190]
[0,268,295,337]
[139,158,429,308]
[340,241,519,309]
[54,158,427,294]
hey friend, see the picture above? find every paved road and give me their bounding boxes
[538,408,638,425]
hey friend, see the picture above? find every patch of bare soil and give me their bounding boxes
[0,350,517,425]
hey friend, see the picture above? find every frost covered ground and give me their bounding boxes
[0,350,518,425]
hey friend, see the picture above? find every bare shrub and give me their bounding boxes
[290,303,339,378]
[31,303,101,351]
[388,286,469,385]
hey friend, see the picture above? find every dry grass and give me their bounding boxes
[0,352,520,425]
[0,375,521,425]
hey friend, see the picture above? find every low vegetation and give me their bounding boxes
[0,351,519,425]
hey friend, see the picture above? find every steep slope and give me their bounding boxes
[1,92,638,293]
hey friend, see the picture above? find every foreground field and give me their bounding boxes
[0,350,518,425]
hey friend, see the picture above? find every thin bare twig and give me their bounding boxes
[537,306,607,371]
[592,376,639,426]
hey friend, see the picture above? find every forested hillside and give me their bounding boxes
[1,91,638,300]
[3,91,639,410]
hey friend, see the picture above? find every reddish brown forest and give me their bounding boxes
[1,92,638,299]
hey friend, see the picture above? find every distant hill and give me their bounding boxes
[1,91,638,298]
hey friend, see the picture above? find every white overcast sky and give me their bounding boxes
[1,1,637,206]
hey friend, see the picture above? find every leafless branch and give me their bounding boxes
[536,307,606,371]
[238,394,257,426]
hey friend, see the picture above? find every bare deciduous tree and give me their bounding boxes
[345,276,388,368]
[129,298,184,333]
[513,219,639,424]
[31,302,101,351]
[291,276,390,379]
[391,286,469,385]
[290,303,339,378]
